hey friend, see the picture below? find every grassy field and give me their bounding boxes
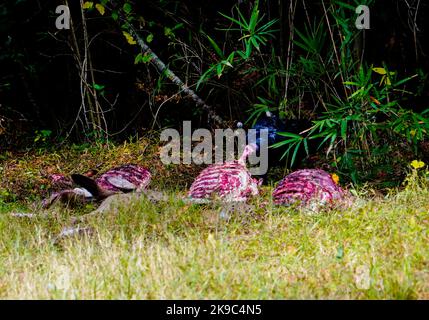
[1,142,428,299]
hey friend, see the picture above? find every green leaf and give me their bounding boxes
[142,54,152,64]
[171,23,184,31]
[245,42,252,58]
[196,67,215,90]
[249,8,259,31]
[146,33,154,43]
[290,140,303,167]
[164,27,172,37]
[216,64,223,78]
[276,132,302,139]
[219,11,245,29]
[393,74,418,87]
[134,53,143,64]
[271,138,298,149]
[123,3,132,14]
[303,138,309,156]
[334,1,356,10]
[111,11,119,21]
[236,50,247,59]
[204,34,224,58]
[93,83,105,91]
[41,129,52,137]
[226,51,235,64]
[245,108,267,126]
[343,81,360,86]
[251,37,260,50]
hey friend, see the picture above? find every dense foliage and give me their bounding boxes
[1,0,429,184]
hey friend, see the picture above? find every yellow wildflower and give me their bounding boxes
[331,173,340,184]
[411,160,425,169]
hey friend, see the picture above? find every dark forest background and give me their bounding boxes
[1,0,429,184]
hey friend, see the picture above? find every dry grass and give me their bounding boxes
[0,136,202,202]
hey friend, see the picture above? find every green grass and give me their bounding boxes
[1,141,428,299]
[1,183,429,299]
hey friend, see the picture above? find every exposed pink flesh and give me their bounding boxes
[272,169,345,206]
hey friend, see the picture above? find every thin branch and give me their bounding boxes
[125,23,225,127]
